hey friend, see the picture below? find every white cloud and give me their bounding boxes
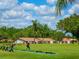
[49,6,56,13]
[21,2,56,15]
[0,0,18,19]
[68,4,79,14]
[68,9,75,14]
[21,2,35,10]
[61,10,65,15]
[0,1,34,20]
[0,0,17,9]
[35,5,49,15]
[0,0,35,28]
[25,15,35,20]
[74,4,79,8]
[42,16,56,21]
[47,0,57,4]
[2,9,26,19]
[0,0,57,28]
[34,5,56,15]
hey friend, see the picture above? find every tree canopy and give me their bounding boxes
[57,14,79,40]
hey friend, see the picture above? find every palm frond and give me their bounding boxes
[56,0,75,15]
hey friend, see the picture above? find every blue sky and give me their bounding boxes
[18,0,48,5]
[0,0,79,29]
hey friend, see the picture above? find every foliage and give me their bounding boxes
[50,30,65,41]
[57,14,79,40]
[0,20,66,42]
[56,0,75,15]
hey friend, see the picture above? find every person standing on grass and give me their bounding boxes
[26,42,30,50]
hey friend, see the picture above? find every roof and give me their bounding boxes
[62,37,77,41]
[19,38,53,41]
[38,38,54,41]
[19,38,35,41]
[63,38,71,41]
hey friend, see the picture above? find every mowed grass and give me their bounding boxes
[0,44,79,59]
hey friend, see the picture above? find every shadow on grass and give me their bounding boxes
[20,50,56,55]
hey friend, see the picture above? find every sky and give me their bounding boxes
[0,0,79,29]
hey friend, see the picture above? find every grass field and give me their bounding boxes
[0,44,79,59]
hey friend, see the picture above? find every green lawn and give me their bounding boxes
[0,44,79,59]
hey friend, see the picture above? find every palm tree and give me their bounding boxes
[32,20,38,32]
[32,20,38,43]
[56,0,75,15]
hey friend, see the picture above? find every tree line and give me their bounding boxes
[0,14,79,43]
[0,20,65,43]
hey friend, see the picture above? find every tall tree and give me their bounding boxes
[32,20,39,43]
[57,14,79,41]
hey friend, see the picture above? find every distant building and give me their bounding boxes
[0,39,14,43]
[62,37,78,44]
[15,38,54,44]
